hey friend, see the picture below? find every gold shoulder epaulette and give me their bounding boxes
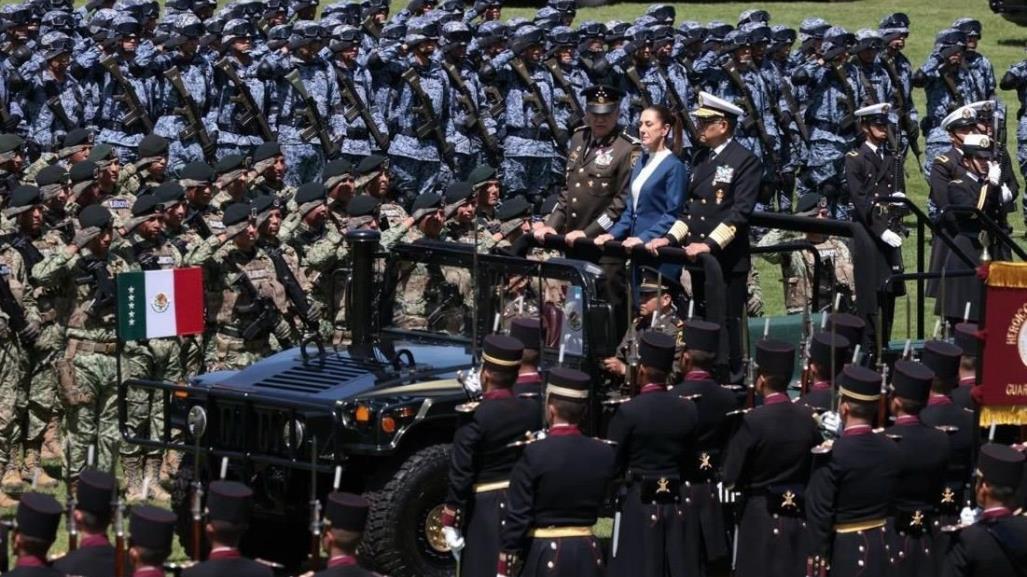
[846,150,859,157]
[950,179,963,184]
[936,154,949,163]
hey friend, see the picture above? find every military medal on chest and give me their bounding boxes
[594,148,613,168]
[713,165,734,186]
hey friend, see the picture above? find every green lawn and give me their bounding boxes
[503,0,1027,335]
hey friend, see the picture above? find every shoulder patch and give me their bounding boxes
[619,132,641,145]
[846,150,859,157]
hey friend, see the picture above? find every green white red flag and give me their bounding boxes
[117,268,205,341]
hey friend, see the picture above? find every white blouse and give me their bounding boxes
[630,148,673,210]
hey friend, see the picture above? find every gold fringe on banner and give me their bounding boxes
[980,405,1027,427]
[985,262,1027,288]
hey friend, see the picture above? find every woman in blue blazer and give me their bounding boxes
[594,105,689,280]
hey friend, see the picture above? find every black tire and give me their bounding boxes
[363,444,454,577]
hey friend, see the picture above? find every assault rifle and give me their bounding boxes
[511,58,567,149]
[442,61,500,162]
[215,57,275,141]
[100,55,153,132]
[400,67,457,170]
[164,67,217,163]
[334,65,390,151]
[285,69,340,159]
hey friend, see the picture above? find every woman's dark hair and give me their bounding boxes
[644,105,683,156]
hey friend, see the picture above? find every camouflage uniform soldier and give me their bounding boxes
[114,134,169,198]
[180,161,224,241]
[0,189,45,503]
[210,19,271,159]
[21,127,93,184]
[601,267,684,384]
[117,194,182,503]
[210,155,254,212]
[26,32,86,156]
[90,145,133,230]
[33,205,140,477]
[381,192,453,330]
[94,15,155,164]
[283,183,344,342]
[354,154,407,230]
[756,193,856,314]
[443,181,497,254]
[248,142,297,206]
[185,202,299,371]
[4,187,60,492]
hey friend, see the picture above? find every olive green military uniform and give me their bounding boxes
[284,221,349,343]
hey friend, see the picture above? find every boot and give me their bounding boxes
[2,455,24,494]
[145,457,171,503]
[40,418,63,462]
[0,490,17,509]
[21,446,58,490]
[159,450,181,490]
[123,456,145,502]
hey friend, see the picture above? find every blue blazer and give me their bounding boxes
[608,151,689,242]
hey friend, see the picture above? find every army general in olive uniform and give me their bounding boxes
[535,85,639,335]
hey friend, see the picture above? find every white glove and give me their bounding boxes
[442,526,465,554]
[458,367,482,397]
[891,191,906,199]
[880,229,903,248]
[959,506,980,526]
[1002,184,1014,203]
[987,161,1002,186]
[819,411,842,438]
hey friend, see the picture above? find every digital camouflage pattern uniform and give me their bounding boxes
[0,239,36,500]
[756,227,856,314]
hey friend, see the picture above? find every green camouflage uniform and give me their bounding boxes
[283,221,349,343]
[756,228,856,314]
[22,230,70,458]
[616,307,685,383]
[33,246,141,475]
[0,241,38,480]
[113,162,162,198]
[116,235,185,463]
[185,237,297,371]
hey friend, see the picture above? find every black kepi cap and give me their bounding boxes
[206,480,253,525]
[482,334,523,373]
[839,364,881,402]
[920,340,962,387]
[16,493,62,542]
[76,469,115,517]
[810,331,851,375]
[977,443,1025,490]
[684,320,719,354]
[828,313,865,350]
[325,492,369,532]
[756,338,795,381]
[891,359,934,404]
[639,330,676,374]
[509,317,541,351]
[954,323,979,358]
[546,367,590,399]
[129,505,176,551]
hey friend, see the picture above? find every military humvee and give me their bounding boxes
[118,229,621,577]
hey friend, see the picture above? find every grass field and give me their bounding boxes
[11,0,1027,563]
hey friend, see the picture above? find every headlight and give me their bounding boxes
[283,418,306,449]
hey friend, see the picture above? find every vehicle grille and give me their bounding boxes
[252,354,378,393]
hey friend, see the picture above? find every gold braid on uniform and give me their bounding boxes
[667,221,689,243]
[708,223,737,249]
[976,183,988,211]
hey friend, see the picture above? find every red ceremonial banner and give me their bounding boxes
[980,263,1027,424]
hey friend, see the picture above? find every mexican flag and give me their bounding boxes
[117,268,205,341]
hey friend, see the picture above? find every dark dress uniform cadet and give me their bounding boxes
[723,339,823,577]
[544,84,639,333]
[3,493,64,577]
[884,360,952,577]
[806,365,902,577]
[499,368,618,577]
[926,105,975,300]
[607,331,701,577]
[950,323,980,412]
[938,134,1016,324]
[315,492,377,577]
[672,319,738,567]
[663,92,762,380]
[53,469,119,577]
[844,103,906,342]
[443,335,542,577]
[127,505,177,577]
[943,444,1027,577]
[510,317,544,398]
[182,481,272,577]
[919,340,974,527]
[797,331,852,413]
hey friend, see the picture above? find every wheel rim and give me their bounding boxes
[423,503,450,554]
